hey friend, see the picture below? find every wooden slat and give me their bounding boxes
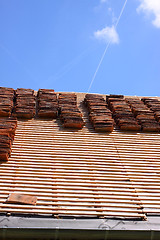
[0,208,145,218]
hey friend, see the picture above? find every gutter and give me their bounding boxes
[0,216,160,239]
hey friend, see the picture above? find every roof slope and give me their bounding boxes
[0,92,160,221]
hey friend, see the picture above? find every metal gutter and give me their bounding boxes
[0,216,160,239]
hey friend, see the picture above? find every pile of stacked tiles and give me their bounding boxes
[126,98,160,132]
[58,93,84,129]
[141,98,160,124]
[84,94,114,132]
[14,88,36,119]
[0,87,17,161]
[107,95,141,131]
[0,87,14,117]
[0,118,17,161]
[37,89,58,118]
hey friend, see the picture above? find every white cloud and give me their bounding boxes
[94,25,119,44]
[137,0,160,28]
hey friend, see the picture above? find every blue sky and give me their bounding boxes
[0,0,160,96]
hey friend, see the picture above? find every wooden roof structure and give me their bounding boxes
[0,92,160,222]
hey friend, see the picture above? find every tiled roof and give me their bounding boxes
[0,88,160,221]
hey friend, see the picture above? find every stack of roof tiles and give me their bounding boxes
[0,87,17,161]
[126,98,160,132]
[0,87,14,117]
[0,118,17,161]
[37,89,58,118]
[14,88,35,119]
[142,97,160,124]
[58,93,84,129]
[107,95,141,131]
[84,94,114,132]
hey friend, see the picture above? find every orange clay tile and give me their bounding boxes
[6,193,37,205]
